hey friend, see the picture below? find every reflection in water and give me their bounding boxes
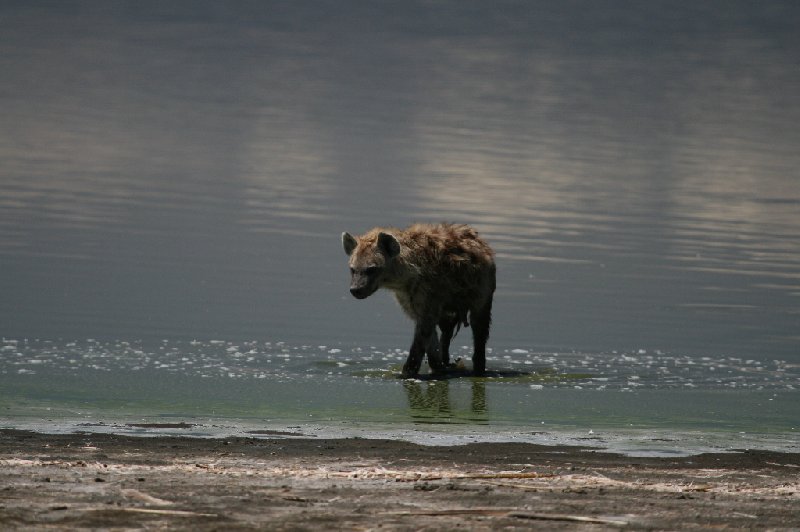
[470,380,487,415]
[403,380,487,424]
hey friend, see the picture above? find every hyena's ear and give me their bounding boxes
[342,232,358,256]
[377,232,400,258]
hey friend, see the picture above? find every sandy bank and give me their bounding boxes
[1,429,798,529]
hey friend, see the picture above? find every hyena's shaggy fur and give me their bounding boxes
[342,223,496,378]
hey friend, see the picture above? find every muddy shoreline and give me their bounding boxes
[1,429,798,529]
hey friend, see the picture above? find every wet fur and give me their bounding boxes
[342,223,496,378]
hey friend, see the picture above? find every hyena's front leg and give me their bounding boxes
[402,325,425,378]
[425,328,444,374]
[438,316,458,367]
[402,319,444,378]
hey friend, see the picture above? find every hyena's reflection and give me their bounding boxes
[402,379,487,422]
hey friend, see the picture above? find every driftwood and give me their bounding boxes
[109,508,219,518]
[386,508,629,526]
[394,471,554,482]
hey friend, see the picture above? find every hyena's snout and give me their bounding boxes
[349,274,376,299]
[350,286,371,299]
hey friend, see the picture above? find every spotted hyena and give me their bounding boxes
[341,223,496,378]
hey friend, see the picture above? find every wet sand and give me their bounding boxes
[1,429,798,530]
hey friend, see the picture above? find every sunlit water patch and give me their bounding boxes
[2,338,797,391]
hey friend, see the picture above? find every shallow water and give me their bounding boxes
[1,2,799,455]
[1,338,797,455]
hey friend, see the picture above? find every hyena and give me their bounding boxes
[341,223,496,378]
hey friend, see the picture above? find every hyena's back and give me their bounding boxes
[392,223,495,323]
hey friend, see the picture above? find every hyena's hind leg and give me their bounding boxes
[470,299,493,376]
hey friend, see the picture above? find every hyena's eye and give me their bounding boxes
[349,267,355,275]
[365,266,380,275]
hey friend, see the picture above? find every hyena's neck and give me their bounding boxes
[380,258,420,292]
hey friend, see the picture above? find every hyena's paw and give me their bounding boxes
[450,357,466,370]
[399,365,418,379]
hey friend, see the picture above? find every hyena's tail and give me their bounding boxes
[441,310,469,341]
[452,311,470,338]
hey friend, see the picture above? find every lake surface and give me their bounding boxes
[1,1,798,455]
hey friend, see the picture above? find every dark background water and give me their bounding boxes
[2,1,799,361]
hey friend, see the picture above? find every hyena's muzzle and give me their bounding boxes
[349,267,381,299]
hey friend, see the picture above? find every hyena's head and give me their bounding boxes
[341,230,401,299]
